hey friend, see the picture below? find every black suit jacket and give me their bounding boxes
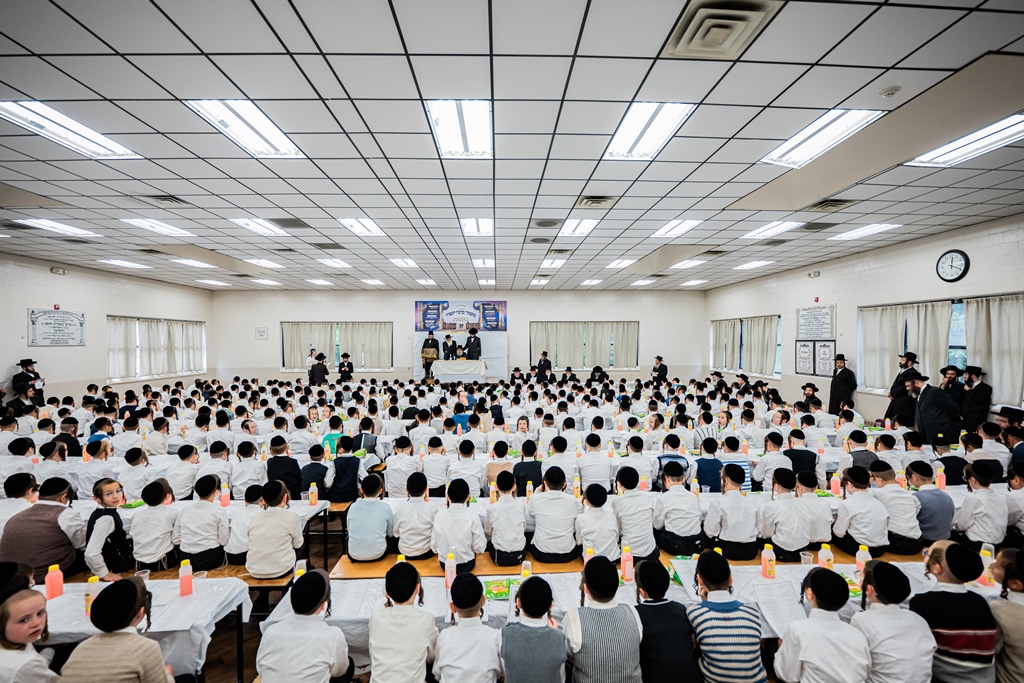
[54,432,82,459]
[466,335,482,360]
[828,367,857,415]
[885,368,917,425]
[309,363,329,385]
[537,358,552,375]
[421,338,439,359]
[961,381,993,432]
[915,384,961,442]
[442,341,457,360]
[942,381,965,412]
[561,373,578,383]
[337,361,354,381]
[652,364,668,382]
[11,370,43,405]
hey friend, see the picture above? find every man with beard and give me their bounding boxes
[961,366,993,434]
[801,383,818,402]
[938,365,965,413]
[885,352,918,427]
[907,368,960,442]
[828,354,857,416]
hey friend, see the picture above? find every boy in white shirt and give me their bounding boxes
[287,415,318,458]
[432,574,502,683]
[448,440,486,497]
[574,483,620,561]
[225,485,264,565]
[33,441,71,489]
[118,448,160,501]
[231,441,268,499]
[622,435,657,487]
[485,471,526,566]
[705,464,761,561]
[485,417,508,450]
[133,480,181,571]
[421,436,449,498]
[832,466,891,557]
[368,563,439,683]
[393,473,438,560]
[759,468,811,562]
[653,460,703,556]
[172,474,230,570]
[409,410,438,452]
[952,461,1009,549]
[541,436,578,482]
[527,466,583,563]
[577,433,613,491]
[868,460,924,555]
[431,478,487,574]
[77,440,115,497]
[614,466,659,563]
[109,417,143,458]
[197,440,233,493]
[385,437,422,499]
[206,413,236,451]
[795,471,834,550]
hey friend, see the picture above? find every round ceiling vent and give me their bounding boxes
[530,237,552,244]
[534,220,560,228]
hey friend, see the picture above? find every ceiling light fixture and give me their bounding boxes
[733,260,775,270]
[557,219,598,237]
[390,258,417,268]
[473,259,495,268]
[606,259,635,269]
[306,279,332,285]
[651,219,703,238]
[425,100,492,159]
[670,259,706,269]
[531,278,549,286]
[540,258,565,269]
[631,279,655,286]
[0,101,141,159]
[460,218,493,236]
[252,279,280,285]
[826,223,901,241]
[318,258,350,268]
[479,279,495,285]
[196,279,230,286]
[604,102,695,161]
[120,218,194,237]
[245,258,284,269]
[760,109,884,168]
[339,218,385,237]
[171,258,215,269]
[416,279,436,286]
[580,279,602,286]
[229,218,289,237]
[361,279,384,285]
[183,100,304,158]
[906,114,1024,167]
[741,221,804,239]
[681,279,708,286]
[14,218,100,237]
[98,259,150,269]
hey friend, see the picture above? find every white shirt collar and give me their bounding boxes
[519,614,550,628]
[809,608,840,621]
[932,582,968,593]
[588,598,619,609]
[707,590,734,603]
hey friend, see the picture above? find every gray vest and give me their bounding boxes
[0,503,77,582]
[574,604,643,683]
[501,622,566,683]
[850,449,878,469]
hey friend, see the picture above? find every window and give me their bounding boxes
[281,322,393,370]
[529,322,639,368]
[107,316,205,380]
[948,300,966,368]
[711,315,781,376]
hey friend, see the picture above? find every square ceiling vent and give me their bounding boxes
[573,195,619,210]
[662,0,783,61]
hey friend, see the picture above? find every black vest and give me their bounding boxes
[784,448,818,476]
[327,456,361,503]
[266,456,302,501]
[301,461,328,493]
[86,508,135,573]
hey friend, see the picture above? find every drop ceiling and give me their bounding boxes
[0,0,1022,291]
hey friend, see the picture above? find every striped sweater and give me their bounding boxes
[688,596,767,683]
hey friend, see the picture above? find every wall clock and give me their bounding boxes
[936,249,969,283]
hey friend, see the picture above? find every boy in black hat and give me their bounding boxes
[952,461,1008,549]
[433,573,502,682]
[257,569,354,683]
[910,541,997,682]
[775,567,871,682]
[832,466,889,557]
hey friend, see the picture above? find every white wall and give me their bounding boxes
[0,254,212,400]
[705,214,1024,420]
[206,289,707,382]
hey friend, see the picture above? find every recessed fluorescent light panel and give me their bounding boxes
[531,279,549,286]
[0,101,141,159]
[473,259,495,268]
[120,218,194,238]
[196,279,229,286]
[741,221,804,239]
[604,102,695,161]
[183,100,304,159]
[390,258,417,268]
[558,219,598,237]
[651,219,702,238]
[906,114,1024,168]
[416,279,436,286]
[682,280,708,286]
[580,279,602,286]
[172,259,215,269]
[306,279,332,286]
[670,260,706,269]
[245,258,284,269]
[14,219,100,237]
[229,218,289,237]
[733,261,775,270]
[540,258,565,269]
[252,279,280,286]
[460,218,493,236]
[760,109,884,168]
[631,279,655,286]
[318,259,350,268]
[361,279,384,285]
[98,259,150,269]
[606,259,635,269]
[425,100,492,159]
[826,223,901,241]
[479,279,495,285]
[339,218,385,237]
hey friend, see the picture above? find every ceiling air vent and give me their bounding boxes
[533,219,561,228]
[702,250,729,256]
[662,0,783,61]
[272,247,296,253]
[800,222,837,232]
[761,239,790,247]
[547,249,574,255]
[649,274,668,279]
[803,198,859,213]
[269,218,310,229]
[134,248,166,255]
[308,242,347,250]
[529,237,552,244]
[62,238,90,244]
[0,222,32,230]
[134,195,192,209]
[573,195,619,210]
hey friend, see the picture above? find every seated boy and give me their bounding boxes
[759,468,810,562]
[431,478,486,574]
[614,466,659,563]
[432,574,502,683]
[704,464,760,560]
[485,471,527,566]
[347,474,395,562]
[952,461,1008,550]
[501,577,567,683]
[574,484,620,561]
[526,466,583,563]
[132,480,180,571]
[653,461,703,556]
[173,474,230,570]
[393,472,438,560]
[832,466,890,558]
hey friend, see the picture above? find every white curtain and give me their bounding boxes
[861,306,903,390]
[967,295,1024,406]
[282,323,312,369]
[586,322,613,368]
[166,322,184,374]
[336,323,361,368]
[721,319,741,370]
[182,322,205,373]
[309,323,336,366]
[530,323,559,365]
[107,317,136,380]
[905,300,952,380]
[555,322,586,368]
[138,319,173,377]
[608,321,638,368]
[743,315,779,376]
[361,322,393,369]
[711,320,727,369]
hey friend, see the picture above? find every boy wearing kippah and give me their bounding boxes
[907,460,954,546]
[449,440,486,497]
[231,440,268,499]
[501,577,566,683]
[133,480,179,571]
[432,574,502,683]
[173,474,230,570]
[704,464,760,561]
[422,436,449,498]
[615,466,659,563]
[266,434,302,500]
[347,474,395,562]
[431,478,486,574]
[758,468,810,562]
[225,484,265,565]
[485,471,526,566]
[653,460,703,556]
[527,467,583,563]
[868,460,923,555]
[575,483,620,561]
[952,461,1008,550]
[385,436,422,498]
[512,440,542,497]
[369,562,439,683]
[167,444,200,501]
[832,465,890,558]
[393,472,438,559]
[635,561,700,682]
[118,448,160,500]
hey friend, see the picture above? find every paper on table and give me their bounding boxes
[419,578,450,618]
[549,575,583,615]
[751,580,805,637]
[336,583,385,619]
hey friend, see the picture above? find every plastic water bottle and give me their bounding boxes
[884,418,891,430]
[896,470,907,489]
[818,544,834,569]
[691,477,700,495]
[179,560,193,597]
[445,551,457,589]
[526,481,534,500]
[584,548,594,564]
[489,483,497,504]
[607,443,615,458]
[856,545,871,573]
[294,559,306,578]
[761,544,776,579]
[220,484,230,507]
[82,449,91,463]
[830,472,841,496]
[309,482,318,505]
[742,439,749,455]
[261,443,268,461]
[573,476,581,498]
[622,546,634,583]
[419,445,426,461]
[936,466,946,490]
[639,476,648,492]
[457,424,463,436]
[45,565,63,599]
[396,555,406,563]
[521,560,532,578]
[980,550,995,586]
[85,575,99,616]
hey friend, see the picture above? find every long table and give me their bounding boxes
[431,360,488,382]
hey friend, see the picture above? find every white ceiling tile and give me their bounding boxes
[565,58,652,101]
[254,101,339,133]
[0,56,99,99]
[493,57,572,99]
[129,56,244,99]
[45,56,171,99]
[374,133,439,159]
[676,105,759,138]
[251,0,318,52]
[839,69,953,111]
[657,137,726,163]
[293,0,403,53]
[494,101,561,134]
[556,101,629,134]
[212,56,317,99]
[43,101,155,135]
[492,0,587,55]
[900,11,1024,69]
[635,60,731,102]
[704,63,807,106]
[578,0,686,57]
[639,161,698,181]
[290,134,360,159]
[354,100,430,134]
[151,159,227,179]
[166,133,253,158]
[54,0,196,53]
[105,134,194,159]
[393,0,489,54]
[411,56,491,99]
[113,101,217,133]
[154,0,284,53]
[328,56,419,99]
[549,134,610,159]
[0,0,112,54]
[292,55,347,100]
[773,65,885,109]
[591,161,646,181]
[821,6,966,68]
[541,160,598,178]
[736,108,826,140]
[742,2,876,63]
[494,135,552,159]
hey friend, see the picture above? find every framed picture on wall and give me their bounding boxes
[255,327,269,341]
[814,340,836,377]
[795,340,814,375]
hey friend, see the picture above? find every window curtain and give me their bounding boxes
[743,315,779,376]
[966,294,1024,406]
[586,322,613,368]
[282,323,312,369]
[905,300,952,379]
[309,323,337,366]
[107,317,136,380]
[138,319,172,377]
[723,319,741,370]
[861,306,903,390]
[530,323,559,365]
[711,320,727,369]
[182,322,205,373]
[361,322,393,369]
[166,322,184,374]
[608,321,638,368]
[555,322,586,368]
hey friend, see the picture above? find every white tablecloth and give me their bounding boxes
[68,498,328,534]
[43,577,251,675]
[432,360,488,382]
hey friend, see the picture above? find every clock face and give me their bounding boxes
[936,249,969,282]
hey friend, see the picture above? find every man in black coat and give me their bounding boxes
[828,354,857,415]
[885,352,918,426]
[651,356,668,383]
[465,328,482,360]
[961,365,993,434]
[309,353,330,385]
[907,368,960,442]
[442,334,457,361]
[12,359,44,406]
[536,351,553,380]
[420,331,440,378]
[938,365,966,413]
[337,353,354,382]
